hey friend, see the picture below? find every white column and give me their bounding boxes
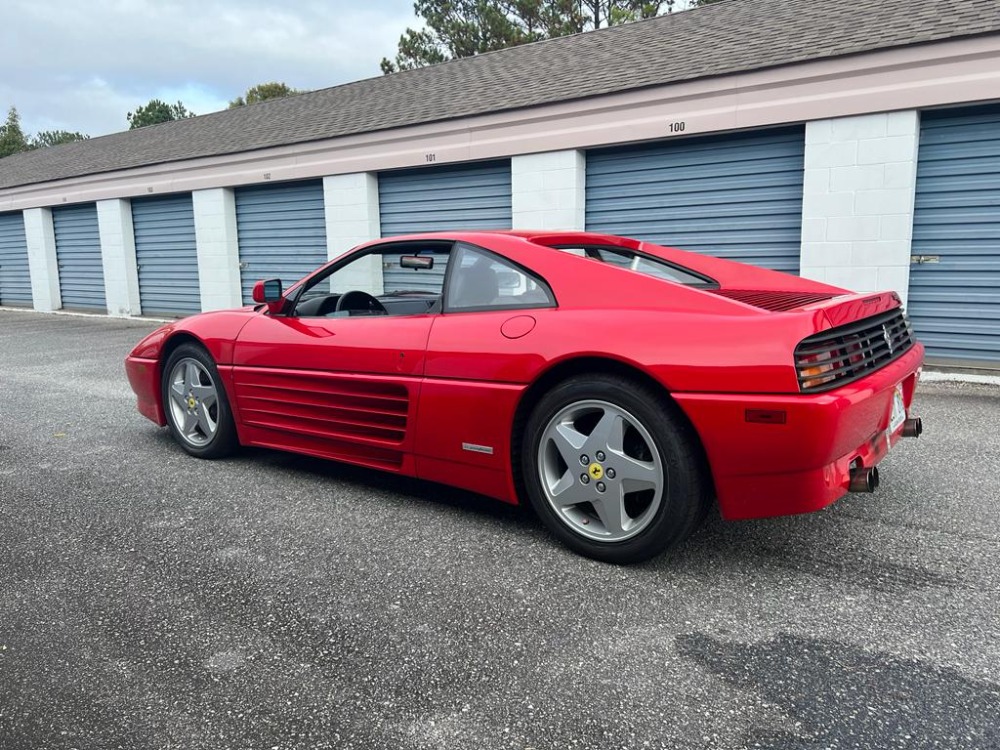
[511,150,586,231]
[96,199,141,317]
[192,188,243,310]
[323,173,382,294]
[800,111,920,306]
[22,207,61,312]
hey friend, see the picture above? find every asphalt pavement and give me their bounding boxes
[0,309,997,750]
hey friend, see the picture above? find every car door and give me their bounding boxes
[415,242,558,498]
[230,243,449,474]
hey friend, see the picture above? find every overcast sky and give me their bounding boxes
[2,0,418,138]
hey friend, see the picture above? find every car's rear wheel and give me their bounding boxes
[521,374,709,564]
[161,343,238,459]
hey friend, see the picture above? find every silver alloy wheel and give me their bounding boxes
[537,399,664,542]
[166,357,220,447]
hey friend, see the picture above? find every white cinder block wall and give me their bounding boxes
[96,199,141,317]
[512,150,586,230]
[323,173,383,294]
[800,111,920,306]
[22,207,61,312]
[323,172,381,258]
[192,188,243,311]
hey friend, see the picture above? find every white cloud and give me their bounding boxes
[2,0,416,136]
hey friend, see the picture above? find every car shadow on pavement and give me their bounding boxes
[239,444,538,529]
[645,507,958,593]
[676,631,1000,749]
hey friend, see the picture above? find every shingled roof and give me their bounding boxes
[2,0,999,191]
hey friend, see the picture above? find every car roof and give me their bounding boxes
[367,229,643,251]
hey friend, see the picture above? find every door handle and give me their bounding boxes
[910,255,940,265]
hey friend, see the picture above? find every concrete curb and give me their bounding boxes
[0,306,172,325]
[921,370,1000,387]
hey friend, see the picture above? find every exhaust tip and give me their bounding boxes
[849,466,880,493]
[902,417,923,438]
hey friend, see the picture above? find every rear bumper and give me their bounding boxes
[125,355,166,426]
[674,343,924,521]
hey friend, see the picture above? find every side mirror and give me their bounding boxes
[252,278,284,313]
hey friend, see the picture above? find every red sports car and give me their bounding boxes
[125,231,924,563]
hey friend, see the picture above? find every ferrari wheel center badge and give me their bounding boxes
[187,396,197,409]
[588,462,604,480]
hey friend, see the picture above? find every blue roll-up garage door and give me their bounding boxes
[586,127,805,273]
[53,203,106,311]
[911,104,1000,365]
[0,211,32,307]
[378,160,512,291]
[132,194,200,316]
[235,180,327,304]
[379,160,512,236]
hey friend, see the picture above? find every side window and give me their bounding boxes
[553,245,715,287]
[382,251,450,295]
[292,243,452,317]
[445,243,555,312]
[298,251,385,302]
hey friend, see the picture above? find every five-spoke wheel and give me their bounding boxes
[161,343,238,458]
[166,358,220,447]
[538,399,663,542]
[522,374,709,564]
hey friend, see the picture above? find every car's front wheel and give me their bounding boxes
[521,374,709,564]
[161,343,239,459]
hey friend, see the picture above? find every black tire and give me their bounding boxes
[521,374,709,564]
[161,343,239,459]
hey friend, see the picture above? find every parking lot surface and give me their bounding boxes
[0,309,998,750]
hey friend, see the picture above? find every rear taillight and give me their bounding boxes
[797,352,837,390]
[794,309,915,392]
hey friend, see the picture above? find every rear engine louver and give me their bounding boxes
[709,289,840,312]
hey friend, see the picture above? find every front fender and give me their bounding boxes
[125,310,258,427]
[127,310,258,365]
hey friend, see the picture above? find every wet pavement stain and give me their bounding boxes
[677,632,1000,749]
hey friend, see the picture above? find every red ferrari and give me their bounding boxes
[125,231,924,563]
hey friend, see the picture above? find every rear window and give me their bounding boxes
[554,245,717,287]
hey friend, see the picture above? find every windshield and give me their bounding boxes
[553,245,717,287]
